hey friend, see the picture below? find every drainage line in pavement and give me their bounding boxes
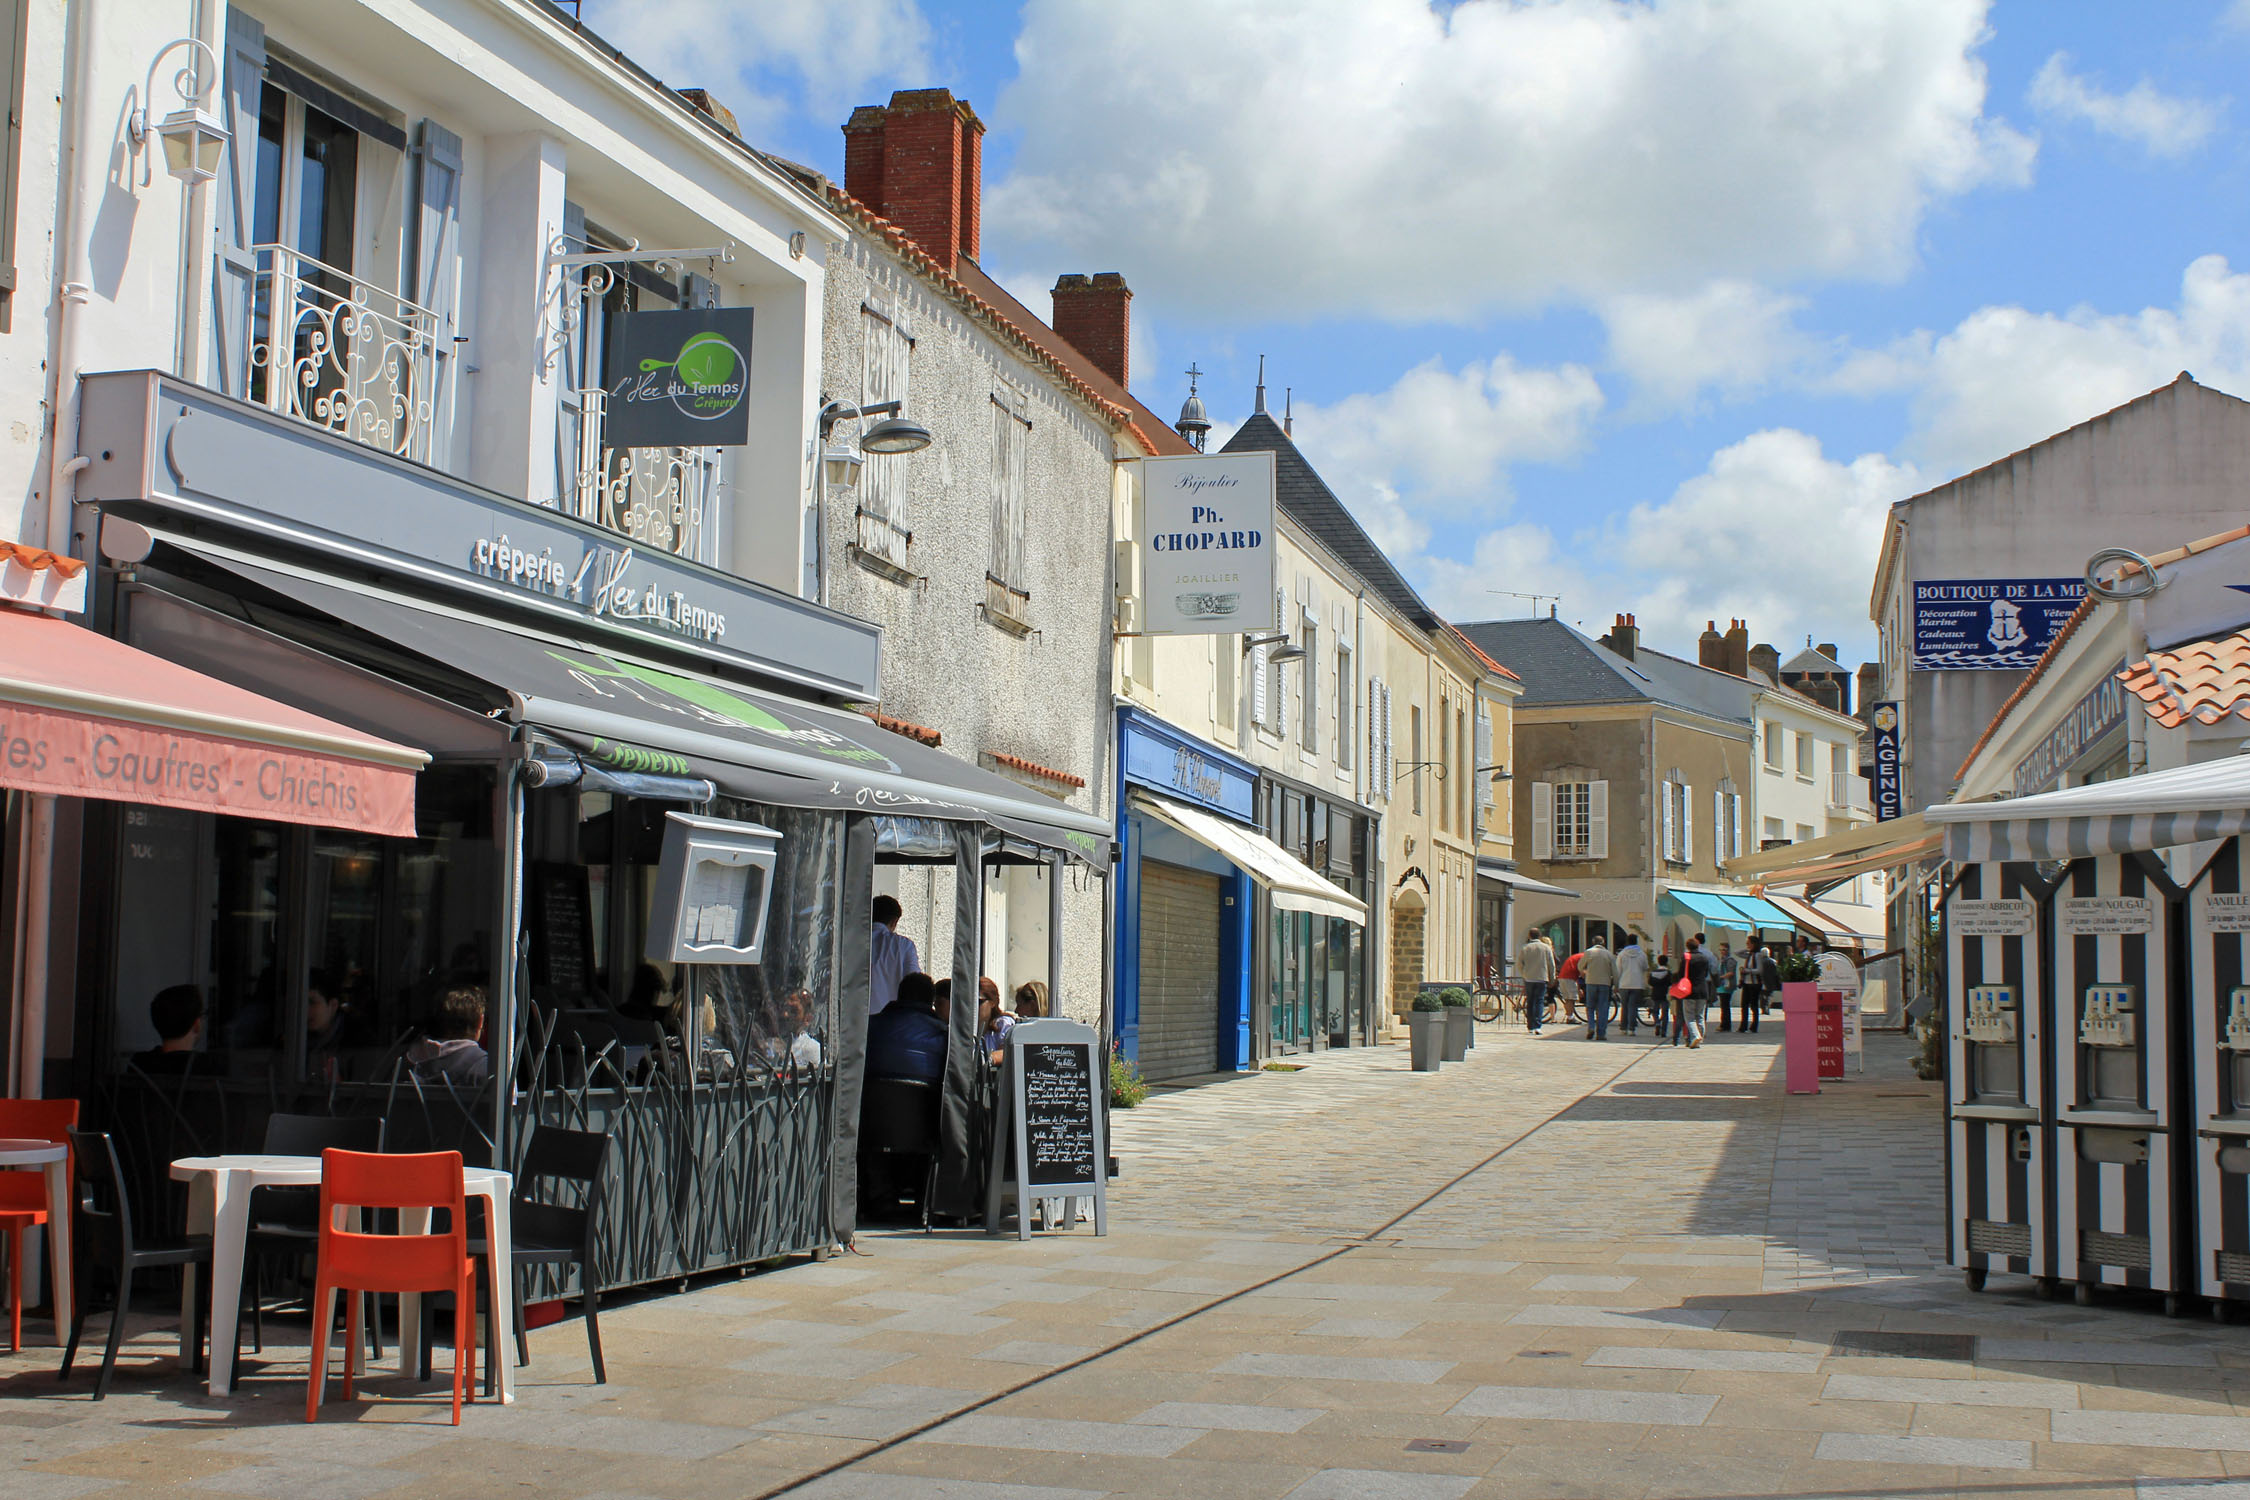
[755,1042,1661,1499]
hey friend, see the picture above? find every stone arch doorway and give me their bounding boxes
[1389,881,1428,1024]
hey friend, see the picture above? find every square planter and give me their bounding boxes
[1441,1006,1473,1061]
[1407,1010,1444,1071]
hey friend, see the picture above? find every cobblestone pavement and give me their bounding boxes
[9,1020,2250,1500]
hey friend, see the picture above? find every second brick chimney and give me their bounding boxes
[843,89,985,272]
[1698,621,1727,672]
[1051,273,1132,389]
[1601,612,1638,663]
[1723,619,1750,677]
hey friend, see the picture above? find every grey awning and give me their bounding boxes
[184,550,1111,860]
[1926,755,2250,862]
[1475,858,1579,899]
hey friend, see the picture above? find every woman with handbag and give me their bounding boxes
[1647,949,1673,1040]
[1675,936,1712,1048]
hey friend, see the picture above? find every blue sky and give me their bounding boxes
[589,0,2250,664]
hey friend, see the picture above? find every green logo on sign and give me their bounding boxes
[641,332,746,420]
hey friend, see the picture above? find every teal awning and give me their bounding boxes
[1661,890,1752,928]
[1718,894,1799,930]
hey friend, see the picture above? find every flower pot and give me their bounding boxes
[1441,1006,1473,1061]
[1407,1011,1444,1071]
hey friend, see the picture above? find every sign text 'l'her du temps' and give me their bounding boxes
[1137,451,1277,637]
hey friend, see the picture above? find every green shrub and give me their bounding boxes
[1776,950,1823,984]
[1411,991,1447,1013]
[1109,1046,1149,1108]
[1439,987,1472,1008]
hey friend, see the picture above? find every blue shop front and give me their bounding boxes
[1114,708,1369,1082]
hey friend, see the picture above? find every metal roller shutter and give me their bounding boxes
[1138,860,1223,1082]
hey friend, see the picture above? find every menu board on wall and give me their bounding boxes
[530,863,594,1001]
[1951,898,2036,938]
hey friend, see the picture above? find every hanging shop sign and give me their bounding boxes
[1136,452,1277,636]
[603,307,756,449]
[1870,702,1903,821]
[1912,577,2086,670]
[2011,667,2129,799]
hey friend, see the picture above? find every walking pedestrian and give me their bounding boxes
[1648,948,1673,1039]
[1556,947,1584,1026]
[1715,941,1738,1032]
[1579,935,1615,1041]
[1517,930,1557,1036]
[1677,936,1712,1047]
[1615,934,1649,1036]
[1739,938,1774,1033]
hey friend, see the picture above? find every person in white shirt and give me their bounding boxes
[870,895,921,1015]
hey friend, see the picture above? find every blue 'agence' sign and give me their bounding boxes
[1911,577,2086,670]
[1870,702,1902,822]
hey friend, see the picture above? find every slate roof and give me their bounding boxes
[1781,645,1845,675]
[2119,633,2250,729]
[1220,412,1438,629]
[1456,617,1755,726]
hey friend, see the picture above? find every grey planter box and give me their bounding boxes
[1407,1010,1444,1071]
[1442,1006,1473,1061]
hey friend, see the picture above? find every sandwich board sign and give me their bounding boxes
[983,1018,1108,1239]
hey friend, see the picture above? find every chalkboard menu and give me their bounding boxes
[531,863,594,1001]
[984,1018,1109,1239]
[1021,1042,1098,1187]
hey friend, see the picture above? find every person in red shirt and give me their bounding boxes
[1556,949,1584,1026]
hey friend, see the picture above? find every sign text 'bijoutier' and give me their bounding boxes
[1136,451,1278,637]
[471,535,728,642]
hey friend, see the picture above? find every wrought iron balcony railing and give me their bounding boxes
[247,245,452,467]
[563,386,719,562]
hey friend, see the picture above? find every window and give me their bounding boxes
[1762,721,1782,770]
[856,301,913,566]
[1336,643,1353,770]
[1532,779,1607,860]
[1763,816,1785,846]
[1300,622,1319,753]
[1795,731,1813,778]
[1830,741,1848,775]
[1368,678,1392,800]
[1714,783,1742,863]
[1795,822,1816,844]
[1661,778,1693,864]
[250,82,360,410]
[1455,706,1469,837]
[1436,704,1450,831]
[1473,702,1494,829]
[1214,634,1239,733]
[1253,589,1286,735]
[987,390,1031,614]
[1411,705,1425,815]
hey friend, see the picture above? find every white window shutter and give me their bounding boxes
[1682,787,1694,865]
[1730,793,1744,859]
[1713,789,1725,863]
[1661,782,1676,861]
[1531,781,1553,860]
[1253,643,1270,728]
[1589,780,1609,860]
[1475,707,1495,809]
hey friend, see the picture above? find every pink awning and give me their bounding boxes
[0,609,425,837]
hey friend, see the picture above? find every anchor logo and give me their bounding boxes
[1986,597,2028,652]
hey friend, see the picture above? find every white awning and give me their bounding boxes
[1766,893,1884,948]
[1926,755,2250,862]
[1132,792,1368,925]
[1475,858,1580,899]
[1727,813,1938,885]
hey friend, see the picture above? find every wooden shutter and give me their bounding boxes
[0,0,26,330]
[1252,641,1270,729]
[1588,780,1609,860]
[1730,793,1744,859]
[1475,706,1495,810]
[407,119,463,462]
[1681,786,1694,865]
[1382,682,1394,793]
[1661,782,1676,862]
[209,7,267,397]
[1531,781,1553,860]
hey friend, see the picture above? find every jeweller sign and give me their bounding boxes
[1136,452,1276,636]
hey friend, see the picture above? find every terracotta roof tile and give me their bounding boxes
[870,712,941,747]
[2118,632,2250,729]
[0,543,85,577]
[987,751,1086,789]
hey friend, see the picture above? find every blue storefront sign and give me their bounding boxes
[1118,707,1257,824]
[1912,577,2086,670]
[1870,701,1903,822]
[2012,667,2129,798]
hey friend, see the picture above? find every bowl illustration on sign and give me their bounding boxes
[641,332,747,419]
[1175,592,1241,618]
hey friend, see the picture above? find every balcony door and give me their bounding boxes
[249,84,355,412]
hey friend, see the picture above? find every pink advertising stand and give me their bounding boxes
[1782,981,1821,1094]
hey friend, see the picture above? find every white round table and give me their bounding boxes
[169,1155,514,1401]
[0,1137,73,1348]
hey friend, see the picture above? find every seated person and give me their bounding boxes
[406,984,490,1086]
[979,979,1013,1066]
[136,983,207,1073]
[784,989,823,1072]
[866,972,946,1083]
[1013,979,1048,1020]
[617,962,678,1028]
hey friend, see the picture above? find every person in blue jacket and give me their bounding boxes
[867,971,948,1082]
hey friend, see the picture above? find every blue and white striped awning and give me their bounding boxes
[1926,754,2250,862]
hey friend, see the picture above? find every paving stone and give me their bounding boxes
[797,1478,1108,1500]
[1531,1274,1637,1292]
[732,1346,913,1379]
[1983,1340,2219,1368]
[1216,1353,1456,1383]
[15,1480,124,1500]
[2055,1412,2250,1451]
[1585,1346,1821,1373]
[1817,1431,2035,1468]
[920,1414,1204,1457]
[973,1342,1098,1368]
[1824,1373,2081,1409]
[1282,1472,1478,1500]
[2138,1483,2250,1498]
[1131,1401,1324,1432]
[1508,1304,1724,1330]
[1449,1384,1718,1425]
[188,1460,418,1500]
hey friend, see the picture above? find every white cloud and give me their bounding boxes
[989,0,2031,320]
[1600,281,1814,411]
[1870,254,2250,475]
[1427,431,1917,660]
[2028,53,2222,158]
[586,0,930,132]
[1290,353,1605,516]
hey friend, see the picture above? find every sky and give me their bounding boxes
[586,0,2250,666]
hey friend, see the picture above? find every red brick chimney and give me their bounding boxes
[1051,273,1132,388]
[1723,619,1750,677]
[842,89,984,272]
[1698,621,1727,671]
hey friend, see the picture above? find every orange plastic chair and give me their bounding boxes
[306,1149,477,1425]
[0,1099,79,1353]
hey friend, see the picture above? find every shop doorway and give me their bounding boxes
[1137,860,1223,1081]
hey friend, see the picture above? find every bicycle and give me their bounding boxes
[1472,979,1522,1027]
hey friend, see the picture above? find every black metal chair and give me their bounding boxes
[859,1076,943,1233]
[59,1130,211,1400]
[237,1112,385,1370]
[506,1125,612,1383]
